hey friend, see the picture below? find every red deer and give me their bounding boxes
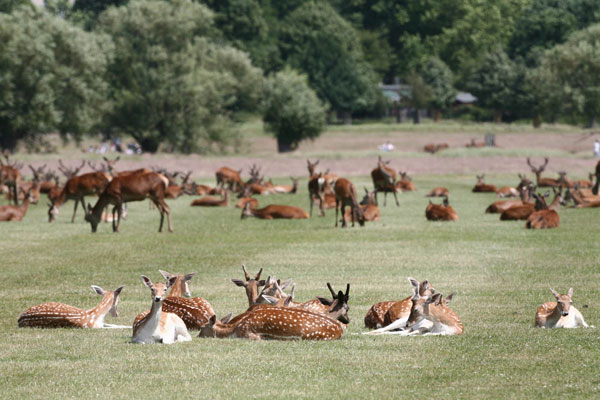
[593,160,600,195]
[334,178,365,228]
[215,166,244,192]
[307,159,337,216]
[425,196,458,221]
[426,187,449,197]
[190,190,229,207]
[344,188,380,222]
[0,189,33,221]
[496,186,519,198]
[57,159,85,180]
[236,196,259,209]
[486,184,533,213]
[465,138,485,148]
[131,276,191,344]
[424,143,448,153]
[527,158,560,187]
[526,191,561,229]
[271,177,299,194]
[472,175,497,193]
[18,285,126,328]
[241,202,309,219]
[39,171,59,194]
[84,172,172,233]
[535,288,592,328]
[0,153,21,204]
[396,171,415,191]
[371,156,399,206]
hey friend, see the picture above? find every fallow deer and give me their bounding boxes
[190,190,229,207]
[231,265,266,307]
[132,276,191,344]
[85,172,172,233]
[344,188,380,222]
[241,202,309,219]
[426,187,449,197]
[472,175,497,193]
[535,288,591,328]
[371,156,399,206]
[334,178,365,228]
[425,196,458,221]
[396,171,415,191]
[526,191,560,229]
[215,166,244,193]
[527,158,560,187]
[398,291,463,336]
[18,285,126,328]
[0,189,33,221]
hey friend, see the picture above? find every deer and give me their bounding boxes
[270,177,299,194]
[18,285,126,328]
[371,156,399,206]
[307,159,337,216]
[535,288,592,328]
[57,159,85,180]
[132,276,192,344]
[48,171,112,223]
[472,175,497,193]
[215,166,244,193]
[0,153,21,205]
[527,157,560,187]
[486,184,533,213]
[344,188,380,222]
[231,265,266,307]
[397,290,463,336]
[0,188,33,221]
[14,165,43,204]
[424,143,449,153]
[334,178,365,228]
[39,170,59,194]
[465,138,485,148]
[425,196,458,221]
[85,172,172,233]
[190,190,229,207]
[426,187,449,197]
[593,160,600,195]
[364,278,434,330]
[495,186,519,198]
[526,191,560,229]
[241,202,309,219]
[396,171,416,191]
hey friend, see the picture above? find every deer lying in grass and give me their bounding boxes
[85,172,172,233]
[335,178,365,227]
[0,189,33,221]
[271,177,299,194]
[241,202,309,219]
[425,196,458,221]
[132,276,191,344]
[216,166,244,193]
[232,265,266,307]
[472,175,497,193]
[465,138,485,148]
[424,143,449,154]
[344,188,380,222]
[535,288,592,328]
[18,285,126,328]
[526,191,560,229]
[236,196,259,209]
[190,190,229,207]
[426,187,449,197]
[527,157,559,187]
[496,186,519,198]
[396,171,415,191]
[364,278,434,330]
[499,187,559,221]
[371,156,399,206]
[486,184,533,213]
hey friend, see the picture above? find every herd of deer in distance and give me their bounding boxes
[4,139,600,341]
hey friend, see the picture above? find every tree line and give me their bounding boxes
[1,0,600,153]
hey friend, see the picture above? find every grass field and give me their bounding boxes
[1,171,599,399]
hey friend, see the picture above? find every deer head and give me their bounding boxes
[307,159,319,176]
[550,288,573,317]
[159,269,197,298]
[316,283,350,324]
[142,275,177,304]
[231,265,265,305]
[91,285,125,317]
[85,203,100,232]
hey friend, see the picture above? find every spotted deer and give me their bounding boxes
[18,285,126,328]
[231,265,266,307]
[334,178,366,227]
[535,288,592,328]
[371,156,399,206]
[131,276,192,344]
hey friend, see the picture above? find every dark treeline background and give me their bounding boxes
[1,0,600,153]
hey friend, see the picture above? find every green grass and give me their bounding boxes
[1,175,600,399]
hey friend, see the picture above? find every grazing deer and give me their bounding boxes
[396,171,416,191]
[232,265,266,306]
[85,172,172,233]
[364,278,434,330]
[526,191,560,229]
[426,187,449,197]
[241,202,309,219]
[18,285,126,328]
[132,276,191,344]
[535,288,591,328]
[215,166,244,193]
[371,156,399,206]
[57,159,85,180]
[472,175,497,193]
[0,189,33,221]
[236,196,259,209]
[334,178,365,228]
[190,190,229,207]
[48,171,112,223]
[344,188,380,222]
[527,158,559,187]
[425,196,458,221]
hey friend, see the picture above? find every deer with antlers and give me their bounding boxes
[525,190,561,229]
[472,175,497,193]
[0,153,22,205]
[231,265,266,307]
[527,158,560,187]
[132,276,192,344]
[371,156,400,206]
[425,196,458,221]
[85,172,172,232]
[535,288,592,328]
[57,159,86,180]
[486,183,533,213]
[241,202,309,219]
[18,285,126,328]
[0,188,33,221]
[334,178,366,228]
[215,166,244,193]
[190,190,229,207]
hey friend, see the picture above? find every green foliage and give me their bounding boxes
[263,69,326,152]
[98,0,262,153]
[0,0,29,13]
[0,7,112,150]
[420,57,456,112]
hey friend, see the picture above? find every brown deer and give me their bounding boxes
[344,188,380,222]
[18,285,126,328]
[241,202,309,219]
[424,143,448,154]
[190,190,229,207]
[0,153,21,204]
[396,171,415,191]
[535,288,591,328]
[472,175,497,193]
[85,172,172,233]
[334,178,365,228]
[215,166,244,193]
[236,196,259,209]
[593,160,600,195]
[0,188,33,221]
[486,184,533,213]
[465,138,485,148]
[39,170,59,194]
[271,177,299,194]
[231,265,266,307]
[527,158,560,187]
[526,191,560,229]
[425,196,458,221]
[57,159,86,180]
[48,171,112,223]
[131,276,191,344]
[396,290,463,336]
[371,156,399,206]
[426,187,449,197]
[495,186,519,198]
[307,159,337,216]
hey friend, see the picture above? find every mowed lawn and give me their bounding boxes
[1,175,599,399]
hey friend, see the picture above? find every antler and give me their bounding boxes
[526,157,536,171]
[327,282,337,299]
[242,264,251,281]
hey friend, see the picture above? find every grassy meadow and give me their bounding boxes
[1,169,600,399]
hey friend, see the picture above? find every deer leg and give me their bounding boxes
[393,189,400,207]
[114,202,123,232]
[318,193,325,217]
[384,191,387,206]
[152,198,164,232]
[335,199,340,227]
[12,182,18,205]
[309,192,314,216]
[71,198,80,223]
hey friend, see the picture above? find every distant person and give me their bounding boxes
[595,139,600,158]
[378,141,395,152]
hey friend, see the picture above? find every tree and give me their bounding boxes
[406,71,433,124]
[420,57,456,121]
[0,0,29,13]
[263,69,326,152]
[0,7,112,151]
[98,0,262,153]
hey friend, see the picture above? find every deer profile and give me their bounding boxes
[371,156,399,206]
[425,196,458,221]
[18,285,126,328]
[472,175,497,193]
[241,202,309,219]
[535,288,592,328]
[0,188,33,221]
[334,178,365,227]
[190,190,229,207]
[215,166,244,193]
[527,158,559,187]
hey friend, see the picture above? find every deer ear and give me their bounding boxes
[550,288,560,299]
[568,288,573,297]
[408,277,419,287]
[257,280,266,287]
[158,269,171,280]
[209,314,217,326]
[141,275,152,288]
[231,279,246,287]
[220,313,233,324]
[114,286,125,296]
[184,272,197,281]
[279,279,292,290]
[445,293,454,305]
[91,285,105,295]
[316,296,334,306]
[166,276,178,288]
[426,293,442,305]
[261,295,279,304]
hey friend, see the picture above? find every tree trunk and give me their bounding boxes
[588,116,597,128]
[493,110,502,123]
[433,109,442,122]
[533,115,541,128]
[137,137,160,153]
[343,111,352,125]
[413,108,420,124]
[277,137,293,153]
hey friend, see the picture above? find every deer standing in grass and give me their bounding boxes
[85,172,172,232]
[535,288,591,328]
[527,158,560,187]
[241,202,309,219]
[18,285,126,328]
[0,188,33,221]
[334,178,365,227]
[215,166,244,193]
[0,153,21,205]
[472,175,497,193]
[371,156,399,206]
[425,196,458,221]
[132,276,191,344]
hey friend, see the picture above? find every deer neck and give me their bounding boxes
[20,197,30,213]
[545,303,563,326]
[211,321,239,338]
[548,193,561,210]
[140,298,164,336]
[168,276,184,298]
[84,292,114,328]
[91,194,110,220]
